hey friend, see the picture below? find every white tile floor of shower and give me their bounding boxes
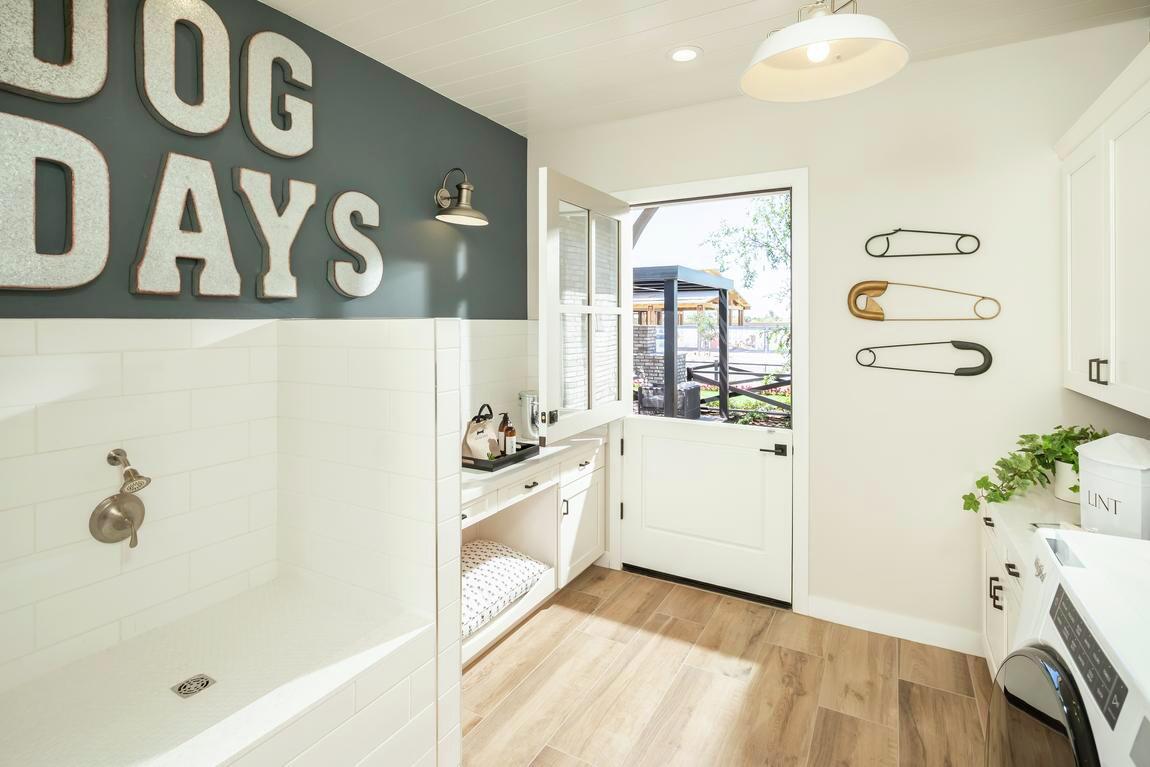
[0,569,434,766]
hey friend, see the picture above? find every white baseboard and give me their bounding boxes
[806,595,983,655]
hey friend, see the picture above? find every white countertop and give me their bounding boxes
[987,488,1080,571]
[462,431,606,503]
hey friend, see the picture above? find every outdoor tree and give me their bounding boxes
[693,309,717,349]
[701,193,792,365]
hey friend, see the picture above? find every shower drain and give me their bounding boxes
[171,674,216,699]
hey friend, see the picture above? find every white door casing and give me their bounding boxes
[536,168,633,444]
[611,168,809,611]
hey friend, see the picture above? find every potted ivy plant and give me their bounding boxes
[962,425,1107,512]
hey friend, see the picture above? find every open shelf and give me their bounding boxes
[462,566,556,666]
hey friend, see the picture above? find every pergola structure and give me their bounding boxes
[633,266,734,420]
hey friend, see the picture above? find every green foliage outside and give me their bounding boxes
[701,193,793,368]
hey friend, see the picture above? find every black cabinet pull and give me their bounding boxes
[1005,563,1020,577]
[562,499,570,516]
[988,575,999,599]
[1089,358,1111,385]
[524,481,540,490]
[983,518,995,528]
[578,461,591,468]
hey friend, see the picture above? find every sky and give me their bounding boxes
[629,192,791,320]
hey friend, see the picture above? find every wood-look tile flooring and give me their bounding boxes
[463,567,993,767]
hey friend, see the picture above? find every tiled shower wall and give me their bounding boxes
[459,320,538,432]
[276,319,438,615]
[0,319,279,692]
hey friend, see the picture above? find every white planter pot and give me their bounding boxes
[1053,460,1079,504]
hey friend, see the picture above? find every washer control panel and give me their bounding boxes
[1051,584,1128,729]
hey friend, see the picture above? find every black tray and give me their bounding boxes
[462,443,540,472]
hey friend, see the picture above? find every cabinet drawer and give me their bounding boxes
[561,448,604,487]
[498,467,558,508]
[462,492,494,523]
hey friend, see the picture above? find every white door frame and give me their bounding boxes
[608,168,811,615]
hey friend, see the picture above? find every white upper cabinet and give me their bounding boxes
[1059,45,1150,419]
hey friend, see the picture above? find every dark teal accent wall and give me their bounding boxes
[0,0,527,319]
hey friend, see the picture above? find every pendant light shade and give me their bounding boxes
[741,8,908,102]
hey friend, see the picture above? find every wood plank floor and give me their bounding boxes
[463,567,990,767]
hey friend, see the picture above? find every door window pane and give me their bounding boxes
[561,313,589,411]
[593,213,619,307]
[593,315,619,405]
[559,202,589,305]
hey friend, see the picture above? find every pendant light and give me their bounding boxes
[741,0,907,102]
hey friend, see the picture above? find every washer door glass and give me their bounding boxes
[986,646,1099,767]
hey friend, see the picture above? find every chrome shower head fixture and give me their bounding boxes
[107,449,151,493]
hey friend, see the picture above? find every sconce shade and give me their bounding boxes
[436,169,489,227]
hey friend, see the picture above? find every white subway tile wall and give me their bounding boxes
[459,319,538,432]
[0,319,280,688]
[0,317,445,767]
[276,320,437,615]
[434,318,463,767]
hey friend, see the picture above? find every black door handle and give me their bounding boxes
[760,444,788,457]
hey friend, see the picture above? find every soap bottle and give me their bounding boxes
[497,413,510,455]
[505,421,517,455]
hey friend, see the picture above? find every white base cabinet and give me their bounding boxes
[1059,44,1150,419]
[560,469,605,587]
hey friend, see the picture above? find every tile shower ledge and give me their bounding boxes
[0,571,432,767]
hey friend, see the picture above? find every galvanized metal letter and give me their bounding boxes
[134,152,241,297]
[233,168,316,299]
[0,112,110,290]
[326,191,383,298]
[0,0,108,102]
[136,0,231,136]
[241,31,314,159]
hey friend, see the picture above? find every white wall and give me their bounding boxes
[529,21,1150,650]
[458,320,538,435]
[276,319,438,615]
[0,319,278,691]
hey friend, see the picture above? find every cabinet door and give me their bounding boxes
[1105,81,1150,417]
[1062,130,1110,391]
[559,469,605,586]
[982,533,1008,672]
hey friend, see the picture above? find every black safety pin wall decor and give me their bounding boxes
[865,228,981,258]
[847,281,1001,322]
[855,341,993,377]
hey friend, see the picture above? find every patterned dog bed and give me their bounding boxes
[462,540,549,638]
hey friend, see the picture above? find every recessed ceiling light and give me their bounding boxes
[669,46,702,63]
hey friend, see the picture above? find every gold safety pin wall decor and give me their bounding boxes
[847,281,1001,322]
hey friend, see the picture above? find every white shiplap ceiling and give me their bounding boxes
[261,0,1150,136]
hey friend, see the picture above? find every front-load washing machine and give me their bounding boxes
[986,529,1150,767]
